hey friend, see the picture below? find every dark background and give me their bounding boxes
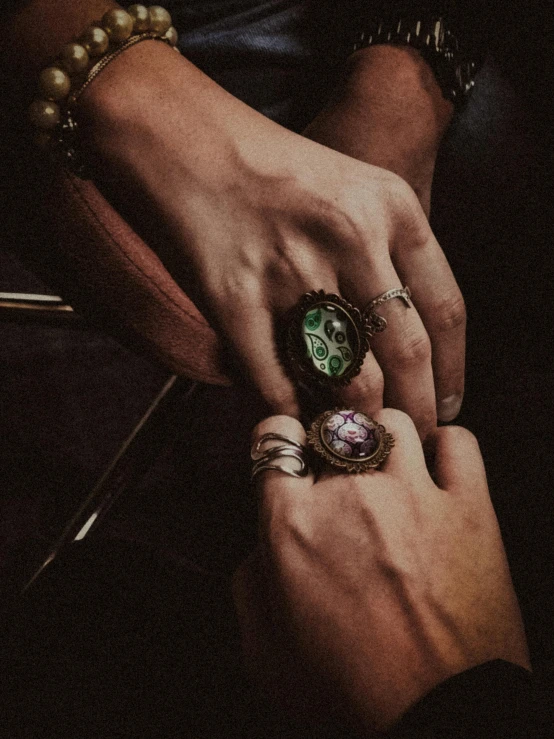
[1,2,553,734]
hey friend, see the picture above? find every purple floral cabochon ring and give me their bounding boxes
[307,409,394,473]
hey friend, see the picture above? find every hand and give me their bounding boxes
[304,45,455,217]
[79,41,464,436]
[233,413,530,732]
[303,46,463,424]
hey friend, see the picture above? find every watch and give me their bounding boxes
[352,14,484,110]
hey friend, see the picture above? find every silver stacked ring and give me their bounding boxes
[251,433,309,480]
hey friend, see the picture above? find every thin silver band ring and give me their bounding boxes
[251,432,306,460]
[251,448,309,480]
[364,286,412,332]
[251,432,310,480]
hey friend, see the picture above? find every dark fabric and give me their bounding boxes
[0,539,252,738]
[165,0,491,129]
[390,660,554,738]
[0,539,353,738]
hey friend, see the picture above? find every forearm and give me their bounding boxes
[304,45,453,212]
[339,45,453,165]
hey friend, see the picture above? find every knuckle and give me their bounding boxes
[365,367,385,403]
[343,362,385,406]
[337,361,385,413]
[385,177,432,246]
[376,407,417,435]
[261,385,299,418]
[390,176,423,220]
[433,292,467,334]
[394,330,432,370]
[443,424,478,449]
[326,204,368,252]
[216,272,261,314]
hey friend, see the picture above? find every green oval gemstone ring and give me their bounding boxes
[284,290,377,387]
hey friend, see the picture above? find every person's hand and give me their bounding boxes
[233,413,530,733]
[80,41,465,436]
[303,45,463,426]
[304,45,455,218]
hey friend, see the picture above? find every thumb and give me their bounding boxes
[431,425,487,493]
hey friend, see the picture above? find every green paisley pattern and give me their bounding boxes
[328,356,343,376]
[302,303,356,378]
[304,308,322,331]
[338,345,353,362]
[306,334,328,361]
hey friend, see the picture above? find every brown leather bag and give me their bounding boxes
[3,145,230,386]
[53,170,230,384]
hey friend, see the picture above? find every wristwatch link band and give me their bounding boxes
[352,16,481,110]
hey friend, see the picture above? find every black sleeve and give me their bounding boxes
[0,540,255,738]
[388,660,554,738]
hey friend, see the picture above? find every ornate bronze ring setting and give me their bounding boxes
[307,409,394,473]
[364,286,412,332]
[285,290,377,387]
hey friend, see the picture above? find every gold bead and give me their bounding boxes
[60,42,90,75]
[39,67,71,101]
[80,26,110,56]
[148,6,172,35]
[28,99,60,130]
[102,8,134,43]
[165,26,178,46]
[127,4,149,32]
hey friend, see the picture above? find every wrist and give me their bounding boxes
[77,38,289,257]
[343,45,454,156]
[79,40,237,193]
[304,45,453,213]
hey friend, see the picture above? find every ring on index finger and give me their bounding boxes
[284,290,376,388]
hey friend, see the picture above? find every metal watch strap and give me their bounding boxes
[352,16,480,109]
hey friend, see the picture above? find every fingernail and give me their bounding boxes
[437,394,463,422]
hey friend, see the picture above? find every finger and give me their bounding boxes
[220,293,301,417]
[332,348,384,418]
[340,259,436,441]
[391,210,466,423]
[251,415,314,516]
[431,425,487,493]
[315,407,429,483]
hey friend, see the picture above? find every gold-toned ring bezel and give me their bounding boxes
[306,409,394,473]
[285,290,376,387]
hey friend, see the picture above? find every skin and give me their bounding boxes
[234,413,531,733]
[304,44,465,425]
[305,45,455,219]
[5,3,465,437]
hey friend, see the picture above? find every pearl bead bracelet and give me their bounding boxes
[29,5,180,175]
